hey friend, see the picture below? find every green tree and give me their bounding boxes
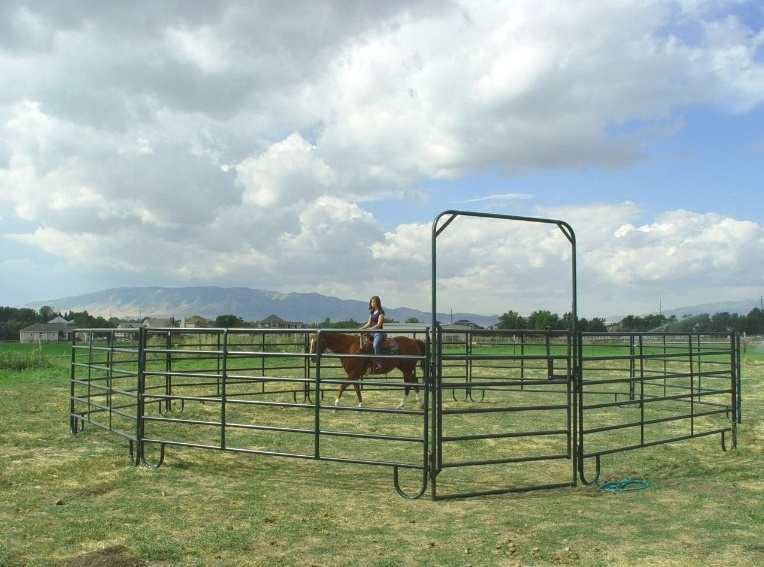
[331,319,361,328]
[496,310,526,330]
[566,313,594,332]
[38,305,58,322]
[526,310,560,330]
[67,310,116,328]
[0,307,41,340]
[691,313,711,332]
[215,314,246,327]
[710,312,730,332]
[643,314,668,331]
[619,315,655,332]
[746,308,764,335]
[585,317,608,332]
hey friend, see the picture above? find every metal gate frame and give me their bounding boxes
[575,331,739,485]
[430,210,579,499]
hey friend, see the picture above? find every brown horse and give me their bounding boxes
[309,332,425,409]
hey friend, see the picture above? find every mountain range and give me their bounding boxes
[24,286,763,327]
[24,286,501,327]
[659,298,763,319]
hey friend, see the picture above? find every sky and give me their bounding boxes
[1,0,763,320]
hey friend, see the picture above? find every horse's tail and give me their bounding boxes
[415,339,426,370]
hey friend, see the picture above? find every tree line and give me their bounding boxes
[496,308,764,335]
[2,304,763,342]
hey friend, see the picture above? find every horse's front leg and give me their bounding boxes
[335,380,363,408]
[334,382,348,410]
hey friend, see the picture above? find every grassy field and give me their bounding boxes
[1,340,763,566]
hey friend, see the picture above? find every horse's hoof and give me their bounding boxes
[357,403,363,408]
[395,402,404,409]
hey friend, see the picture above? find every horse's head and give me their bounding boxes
[308,331,358,355]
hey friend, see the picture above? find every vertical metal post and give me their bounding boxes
[69,330,78,434]
[430,323,442,499]
[220,329,228,450]
[164,330,173,413]
[730,332,739,447]
[313,329,323,459]
[136,326,147,465]
[572,330,579,486]
[688,333,696,437]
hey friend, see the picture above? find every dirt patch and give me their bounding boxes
[552,546,581,564]
[64,545,145,567]
[74,483,114,497]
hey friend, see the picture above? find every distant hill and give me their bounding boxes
[605,297,763,322]
[24,286,501,327]
[660,298,763,319]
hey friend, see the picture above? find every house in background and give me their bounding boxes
[181,315,213,328]
[142,317,176,328]
[258,314,305,329]
[440,323,477,343]
[19,319,74,343]
[114,320,141,340]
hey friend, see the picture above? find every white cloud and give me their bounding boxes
[1,1,763,316]
[237,133,338,207]
[575,207,764,314]
[366,204,764,316]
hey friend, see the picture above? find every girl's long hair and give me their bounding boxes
[368,295,382,311]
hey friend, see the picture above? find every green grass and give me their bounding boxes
[1,341,763,566]
[0,341,69,371]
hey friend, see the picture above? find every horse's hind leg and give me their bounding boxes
[396,377,410,409]
[410,374,423,409]
[397,370,422,409]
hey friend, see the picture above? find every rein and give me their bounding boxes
[323,333,362,354]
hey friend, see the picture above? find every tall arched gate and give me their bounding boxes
[69,211,740,500]
[428,211,579,498]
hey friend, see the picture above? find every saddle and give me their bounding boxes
[357,333,398,375]
[358,333,399,354]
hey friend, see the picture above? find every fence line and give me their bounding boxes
[70,327,739,499]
